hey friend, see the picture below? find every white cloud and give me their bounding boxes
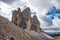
[0,1,13,21]
[51,0,60,9]
[0,0,17,4]
[0,0,60,32]
[53,16,60,27]
[39,15,53,29]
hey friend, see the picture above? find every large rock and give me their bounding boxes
[12,7,31,30]
[11,7,41,32]
[0,16,37,40]
[22,7,31,20]
[0,16,55,40]
[12,8,22,28]
[12,10,18,25]
[21,7,31,29]
[31,15,41,32]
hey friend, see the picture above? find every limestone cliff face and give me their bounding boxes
[22,7,31,21]
[0,16,37,40]
[12,10,18,25]
[12,7,31,30]
[12,8,22,28]
[21,7,31,30]
[0,16,55,40]
[31,15,41,32]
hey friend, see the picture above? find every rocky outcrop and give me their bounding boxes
[21,7,31,30]
[0,16,37,40]
[12,7,41,32]
[0,16,55,40]
[12,7,31,30]
[12,8,22,28]
[12,10,18,25]
[31,15,41,33]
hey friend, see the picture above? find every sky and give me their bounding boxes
[0,0,60,33]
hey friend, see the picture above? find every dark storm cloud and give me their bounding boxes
[0,0,16,4]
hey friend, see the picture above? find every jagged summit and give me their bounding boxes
[31,15,41,32]
[0,15,55,40]
[0,15,36,40]
[12,7,41,32]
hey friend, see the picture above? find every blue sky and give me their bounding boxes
[46,6,60,19]
[0,0,60,33]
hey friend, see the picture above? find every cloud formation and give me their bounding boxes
[40,16,53,26]
[0,0,16,4]
[51,0,60,9]
[0,0,60,31]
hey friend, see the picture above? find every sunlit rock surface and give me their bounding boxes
[0,16,55,40]
[31,15,41,32]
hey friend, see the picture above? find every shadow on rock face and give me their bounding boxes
[0,15,55,40]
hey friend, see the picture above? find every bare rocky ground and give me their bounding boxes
[0,16,56,40]
[53,36,60,40]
